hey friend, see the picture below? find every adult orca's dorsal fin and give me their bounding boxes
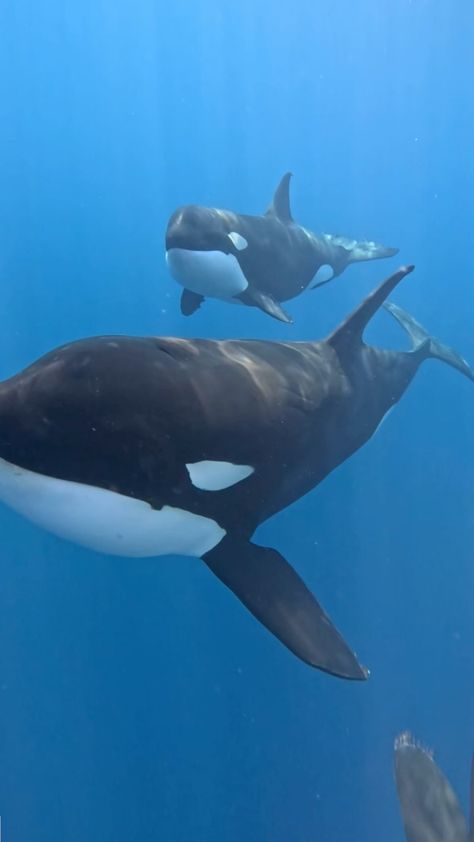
[327,265,415,355]
[266,172,293,223]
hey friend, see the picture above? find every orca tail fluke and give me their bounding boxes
[349,240,399,264]
[203,535,368,680]
[384,301,474,382]
[323,233,398,267]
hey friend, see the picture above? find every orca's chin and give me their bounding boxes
[166,247,248,300]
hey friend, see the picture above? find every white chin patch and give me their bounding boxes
[313,264,334,285]
[166,248,248,299]
[0,458,225,558]
[186,460,254,491]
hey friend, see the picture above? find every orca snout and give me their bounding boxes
[165,205,250,300]
[165,205,219,252]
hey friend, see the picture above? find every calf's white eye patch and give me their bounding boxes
[228,232,248,251]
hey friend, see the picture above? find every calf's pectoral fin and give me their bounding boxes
[237,288,293,323]
[202,534,367,680]
[181,289,204,316]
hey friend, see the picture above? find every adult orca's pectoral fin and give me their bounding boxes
[181,289,204,316]
[202,534,368,680]
[237,288,293,324]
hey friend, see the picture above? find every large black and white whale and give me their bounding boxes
[0,267,472,678]
[394,732,473,842]
[165,172,398,322]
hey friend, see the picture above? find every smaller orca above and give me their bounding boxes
[165,172,398,322]
[394,732,473,842]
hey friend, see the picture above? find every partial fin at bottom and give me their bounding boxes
[394,732,470,842]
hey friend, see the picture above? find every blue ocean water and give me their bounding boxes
[0,1,473,840]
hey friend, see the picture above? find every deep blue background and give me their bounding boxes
[1,1,473,840]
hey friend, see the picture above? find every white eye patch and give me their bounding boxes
[186,460,254,491]
[228,232,248,251]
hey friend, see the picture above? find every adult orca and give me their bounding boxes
[0,267,472,678]
[394,732,474,842]
[165,172,398,322]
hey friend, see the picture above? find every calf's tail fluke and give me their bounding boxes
[323,233,399,267]
[349,239,399,264]
[384,301,474,382]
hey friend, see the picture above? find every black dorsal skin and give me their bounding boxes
[0,266,472,677]
[0,267,426,534]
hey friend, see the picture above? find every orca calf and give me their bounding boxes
[0,267,472,678]
[166,173,398,322]
[394,732,474,842]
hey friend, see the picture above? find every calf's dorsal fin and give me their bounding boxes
[266,172,293,223]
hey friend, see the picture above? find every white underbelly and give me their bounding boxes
[0,457,226,558]
[166,247,248,299]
